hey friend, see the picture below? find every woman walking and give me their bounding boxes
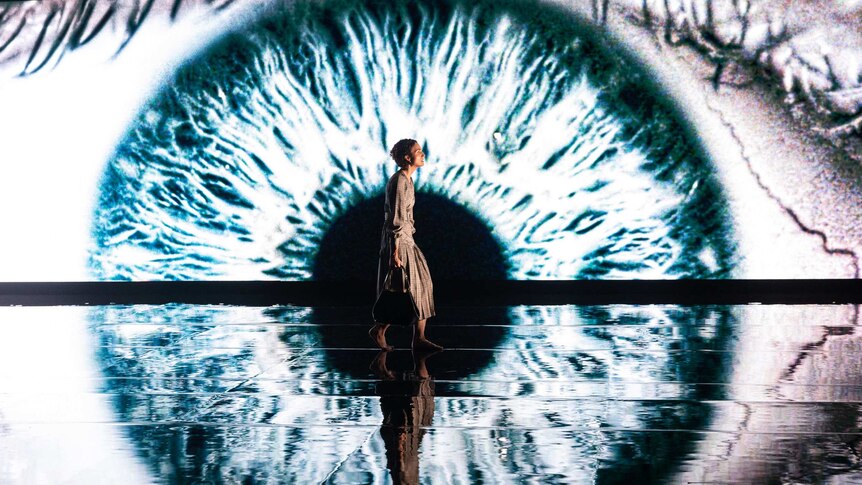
[370,139,443,352]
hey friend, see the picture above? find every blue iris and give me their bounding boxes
[89,0,735,281]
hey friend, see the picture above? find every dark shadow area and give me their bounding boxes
[312,192,509,281]
[305,190,511,379]
[267,306,510,380]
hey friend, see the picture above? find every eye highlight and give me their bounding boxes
[88,0,735,281]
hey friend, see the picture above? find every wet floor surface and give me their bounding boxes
[1,304,861,483]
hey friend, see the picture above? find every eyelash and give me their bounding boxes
[0,0,237,76]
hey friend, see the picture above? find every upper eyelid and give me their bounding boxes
[0,0,237,77]
[3,0,859,132]
[2,0,857,162]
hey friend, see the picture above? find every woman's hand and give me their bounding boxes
[391,251,403,268]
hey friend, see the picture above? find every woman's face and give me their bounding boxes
[407,143,425,168]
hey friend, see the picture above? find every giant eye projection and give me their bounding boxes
[88,0,736,281]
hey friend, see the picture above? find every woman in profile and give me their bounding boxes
[369,139,442,351]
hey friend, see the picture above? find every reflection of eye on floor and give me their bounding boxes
[83,303,735,483]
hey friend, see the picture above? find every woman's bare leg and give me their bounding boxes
[412,319,443,351]
[369,323,394,351]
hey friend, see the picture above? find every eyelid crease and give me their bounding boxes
[0,0,239,77]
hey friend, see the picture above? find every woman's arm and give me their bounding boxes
[389,174,409,268]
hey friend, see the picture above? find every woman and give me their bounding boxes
[370,139,443,351]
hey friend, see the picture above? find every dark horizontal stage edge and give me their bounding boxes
[0,280,860,306]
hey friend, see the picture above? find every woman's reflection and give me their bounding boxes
[370,350,439,485]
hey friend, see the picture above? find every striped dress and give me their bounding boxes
[377,171,436,320]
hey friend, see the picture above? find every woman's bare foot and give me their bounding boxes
[369,324,394,351]
[412,337,443,351]
[412,348,441,379]
[370,350,396,379]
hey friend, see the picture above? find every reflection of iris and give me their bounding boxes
[89,303,734,482]
[89,0,735,281]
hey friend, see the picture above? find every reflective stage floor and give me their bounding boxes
[1,304,861,483]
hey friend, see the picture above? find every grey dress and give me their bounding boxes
[377,171,436,320]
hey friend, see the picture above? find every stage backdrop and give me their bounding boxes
[1,0,860,281]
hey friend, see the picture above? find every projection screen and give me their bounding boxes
[0,0,860,281]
